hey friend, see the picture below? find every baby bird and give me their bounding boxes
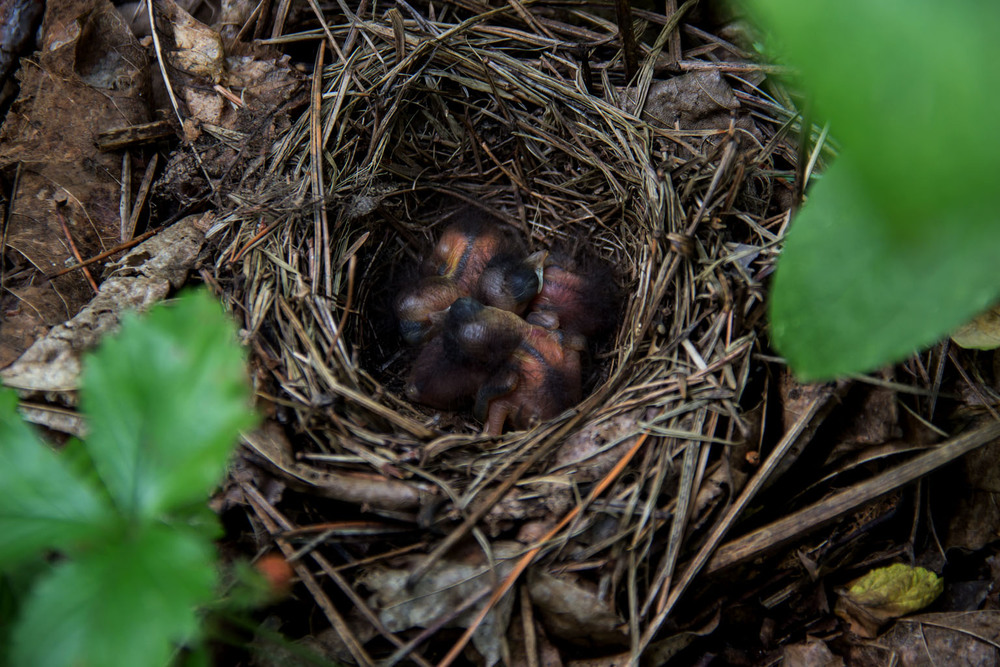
[443,297,532,366]
[424,215,522,293]
[529,255,620,339]
[440,297,584,434]
[406,333,490,410]
[474,325,585,436]
[405,297,523,409]
[477,250,547,316]
[397,250,547,345]
[395,277,467,345]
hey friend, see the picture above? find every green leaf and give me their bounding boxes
[752,0,1000,377]
[10,522,217,667]
[80,290,256,519]
[750,0,1000,234]
[0,390,110,566]
[769,160,1000,379]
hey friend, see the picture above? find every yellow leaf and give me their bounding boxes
[835,563,943,637]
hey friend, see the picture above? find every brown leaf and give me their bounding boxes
[0,285,66,369]
[625,70,761,145]
[484,411,643,534]
[527,570,627,648]
[782,638,843,667]
[862,611,1000,666]
[0,0,150,358]
[0,215,208,401]
[946,439,1000,551]
[357,543,520,666]
[158,0,225,83]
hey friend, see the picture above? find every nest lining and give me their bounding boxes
[211,3,799,642]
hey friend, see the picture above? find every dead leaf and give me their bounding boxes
[0,0,150,364]
[508,612,564,667]
[146,3,304,210]
[945,439,1000,551]
[241,421,433,513]
[158,0,225,82]
[484,411,643,535]
[953,305,1000,350]
[621,70,762,147]
[357,543,521,666]
[0,285,65,369]
[836,385,900,449]
[782,638,843,667]
[858,611,1000,666]
[527,570,627,647]
[565,656,628,667]
[642,610,721,665]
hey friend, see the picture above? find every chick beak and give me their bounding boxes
[526,250,548,287]
[504,250,549,307]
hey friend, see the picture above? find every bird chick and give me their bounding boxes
[474,325,585,436]
[395,277,467,345]
[443,297,532,366]
[424,215,522,293]
[477,250,547,316]
[529,255,620,339]
[406,334,490,410]
[405,297,523,409]
[440,297,584,434]
[396,247,545,345]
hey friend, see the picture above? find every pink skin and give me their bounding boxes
[529,258,618,339]
[395,277,467,345]
[406,335,490,410]
[477,325,584,436]
[425,220,515,293]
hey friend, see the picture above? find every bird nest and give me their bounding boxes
[211,3,799,661]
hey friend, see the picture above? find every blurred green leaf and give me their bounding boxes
[1,289,258,666]
[0,390,110,566]
[10,523,216,667]
[750,0,1000,233]
[80,290,256,519]
[752,0,1000,377]
[769,160,1000,378]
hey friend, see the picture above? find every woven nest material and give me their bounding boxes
[212,3,800,656]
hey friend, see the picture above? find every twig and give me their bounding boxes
[146,1,183,127]
[119,152,131,241]
[230,217,284,264]
[309,41,331,295]
[242,482,436,667]
[55,207,98,293]
[48,224,167,279]
[234,0,267,43]
[635,383,850,660]
[243,484,376,667]
[382,585,491,667]
[705,418,1000,573]
[330,255,355,351]
[614,0,639,80]
[124,153,159,242]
